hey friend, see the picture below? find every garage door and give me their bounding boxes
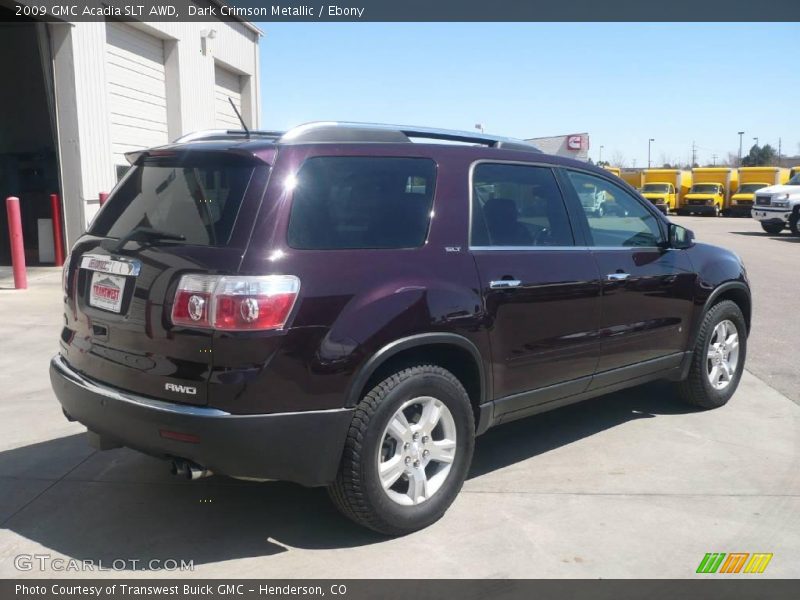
[106,22,168,166]
[214,65,243,129]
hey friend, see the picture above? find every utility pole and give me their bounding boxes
[778,138,782,165]
[648,138,655,168]
[691,141,697,167]
[753,136,759,147]
[737,131,744,166]
[599,145,604,163]
[711,154,717,166]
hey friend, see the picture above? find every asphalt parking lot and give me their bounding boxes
[0,216,798,578]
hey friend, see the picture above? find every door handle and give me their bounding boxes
[606,272,630,281]
[490,279,522,289]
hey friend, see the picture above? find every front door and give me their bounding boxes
[560,169,697,386]
[470,162,602,414]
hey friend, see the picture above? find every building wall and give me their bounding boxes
[525,133,590,162]
[50,18,261,245]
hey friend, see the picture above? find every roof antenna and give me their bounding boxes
[228,97,249,138]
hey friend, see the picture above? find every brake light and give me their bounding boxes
[170,274,300,331]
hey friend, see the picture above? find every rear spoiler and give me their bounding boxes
[124,147,271,166]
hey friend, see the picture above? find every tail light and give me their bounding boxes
[171,274,300,331]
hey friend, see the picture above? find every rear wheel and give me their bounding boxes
[329,364,475,535]
[761,222,784,235]
[676,300,746,409]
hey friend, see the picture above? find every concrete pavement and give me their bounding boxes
[0,218,798,578]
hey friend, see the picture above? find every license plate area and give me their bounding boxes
[80,254,141,315]
[88,272,126,313]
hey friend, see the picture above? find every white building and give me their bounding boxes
[525,133,590,162]
[0,7,261,263]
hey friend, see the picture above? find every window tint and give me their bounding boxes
[470,163,574,247]
[91,158,254,247]
[287,157,436,250]
[565,170,663,247]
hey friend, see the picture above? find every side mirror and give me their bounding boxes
[669,223,694,249]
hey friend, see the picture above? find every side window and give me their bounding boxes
[287,157,436,250]
[564,170,663,247]
[470,163,574,247]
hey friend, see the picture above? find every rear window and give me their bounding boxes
[287,157,436,250]
[90,157,254,247]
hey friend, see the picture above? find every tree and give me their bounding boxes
[741,144,778,166]
[610,151,627,168]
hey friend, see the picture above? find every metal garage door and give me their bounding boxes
[214,65,243,129]
[106,22,168,166]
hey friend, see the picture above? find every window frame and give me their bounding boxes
[557,166,669,250]
[285,155,439,251]
[467,159,581,250]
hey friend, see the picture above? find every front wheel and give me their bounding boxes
[789,212,800,237]
[328,364,475,535]
[761,222,784,235]
[676,300,746,409]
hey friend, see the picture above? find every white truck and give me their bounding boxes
[751,171,800,235]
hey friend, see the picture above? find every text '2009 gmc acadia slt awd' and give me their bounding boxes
[51,122,752,535]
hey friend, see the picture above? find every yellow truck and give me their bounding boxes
[791,166,800,179]
[679,168,740,217]
[620,170,644,190]
[602,166,622,178]
[729,167,790,217]
[640,169,692,215]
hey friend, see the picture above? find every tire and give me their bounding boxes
[328,364,475,535]
[761,222,784,235]
[789,212,800,237]
[676,300,747,409]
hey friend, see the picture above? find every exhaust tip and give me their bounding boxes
[170,459,212,480]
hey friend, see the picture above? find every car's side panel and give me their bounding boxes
[227,147,490,415]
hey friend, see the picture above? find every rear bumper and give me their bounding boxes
[50,355,353,486]
[728,204,753,217]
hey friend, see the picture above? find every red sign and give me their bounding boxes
[567,135,583,151]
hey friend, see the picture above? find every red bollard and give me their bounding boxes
[50,193,65,267]
[99,192,109,206]
[5,196,27,289]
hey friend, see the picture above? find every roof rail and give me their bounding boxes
[173,129,284,143]
[279,121,542,153]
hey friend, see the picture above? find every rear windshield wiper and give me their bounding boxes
[112,226,186,252]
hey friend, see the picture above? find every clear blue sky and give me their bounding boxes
[257,23,800,167]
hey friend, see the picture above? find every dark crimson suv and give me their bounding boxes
[51,123,751,534]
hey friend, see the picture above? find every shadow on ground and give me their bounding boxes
[730,231,800,242]
[0,381,697,568]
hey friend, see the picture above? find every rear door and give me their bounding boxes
[61,152,268,405]
[470,162,602,416]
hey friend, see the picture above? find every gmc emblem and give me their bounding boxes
[165,383,197,395]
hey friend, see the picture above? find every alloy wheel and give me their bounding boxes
[377,396,457,506]
[706,319,740,390]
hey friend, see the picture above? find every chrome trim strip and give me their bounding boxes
[52,354,353,420]
[52,354,229,417]
[80,254,141,277]
[470,245,664,252]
